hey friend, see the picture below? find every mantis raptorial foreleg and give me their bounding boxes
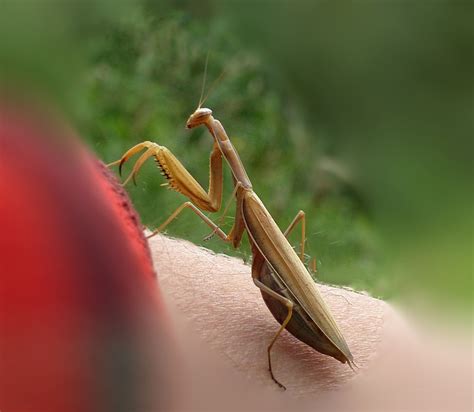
[110,141,224,212]
[113,140,248,247]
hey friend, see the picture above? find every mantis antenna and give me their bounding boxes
[198,53,227,109]
[198,52,210,109]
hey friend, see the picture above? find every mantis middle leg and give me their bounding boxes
[146,193,246,250]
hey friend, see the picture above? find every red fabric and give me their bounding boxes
[0,103,170,411]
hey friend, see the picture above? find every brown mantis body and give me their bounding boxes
[111,107,354,389]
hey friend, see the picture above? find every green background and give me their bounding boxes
[1,1,472,315]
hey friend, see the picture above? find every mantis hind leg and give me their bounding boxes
[284,210,306,261]
[252,278,294,390]
[250,210,315,389]
[284,210,317,273]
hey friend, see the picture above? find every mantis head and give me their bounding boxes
[186,108,212,129]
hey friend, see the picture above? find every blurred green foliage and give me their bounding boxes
[77,4,381,296]
[1,1,471,312]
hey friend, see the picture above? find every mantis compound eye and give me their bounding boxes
[186,108,212,128]
[196,107,212,116]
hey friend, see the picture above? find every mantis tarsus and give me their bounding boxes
[110,106,354,389]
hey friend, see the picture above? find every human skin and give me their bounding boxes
[148,234,472,412]
[1,99,468,411]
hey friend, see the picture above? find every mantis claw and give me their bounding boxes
[119,157,126,176]
[269,371,286,390]
[122,170,135,186]
[121,147,155,186]
[203,227,218,241]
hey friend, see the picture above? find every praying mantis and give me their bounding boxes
[109,99,354,390]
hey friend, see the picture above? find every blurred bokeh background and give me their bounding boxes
[1,0,472,317]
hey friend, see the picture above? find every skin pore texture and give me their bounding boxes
[148,234,471,412]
